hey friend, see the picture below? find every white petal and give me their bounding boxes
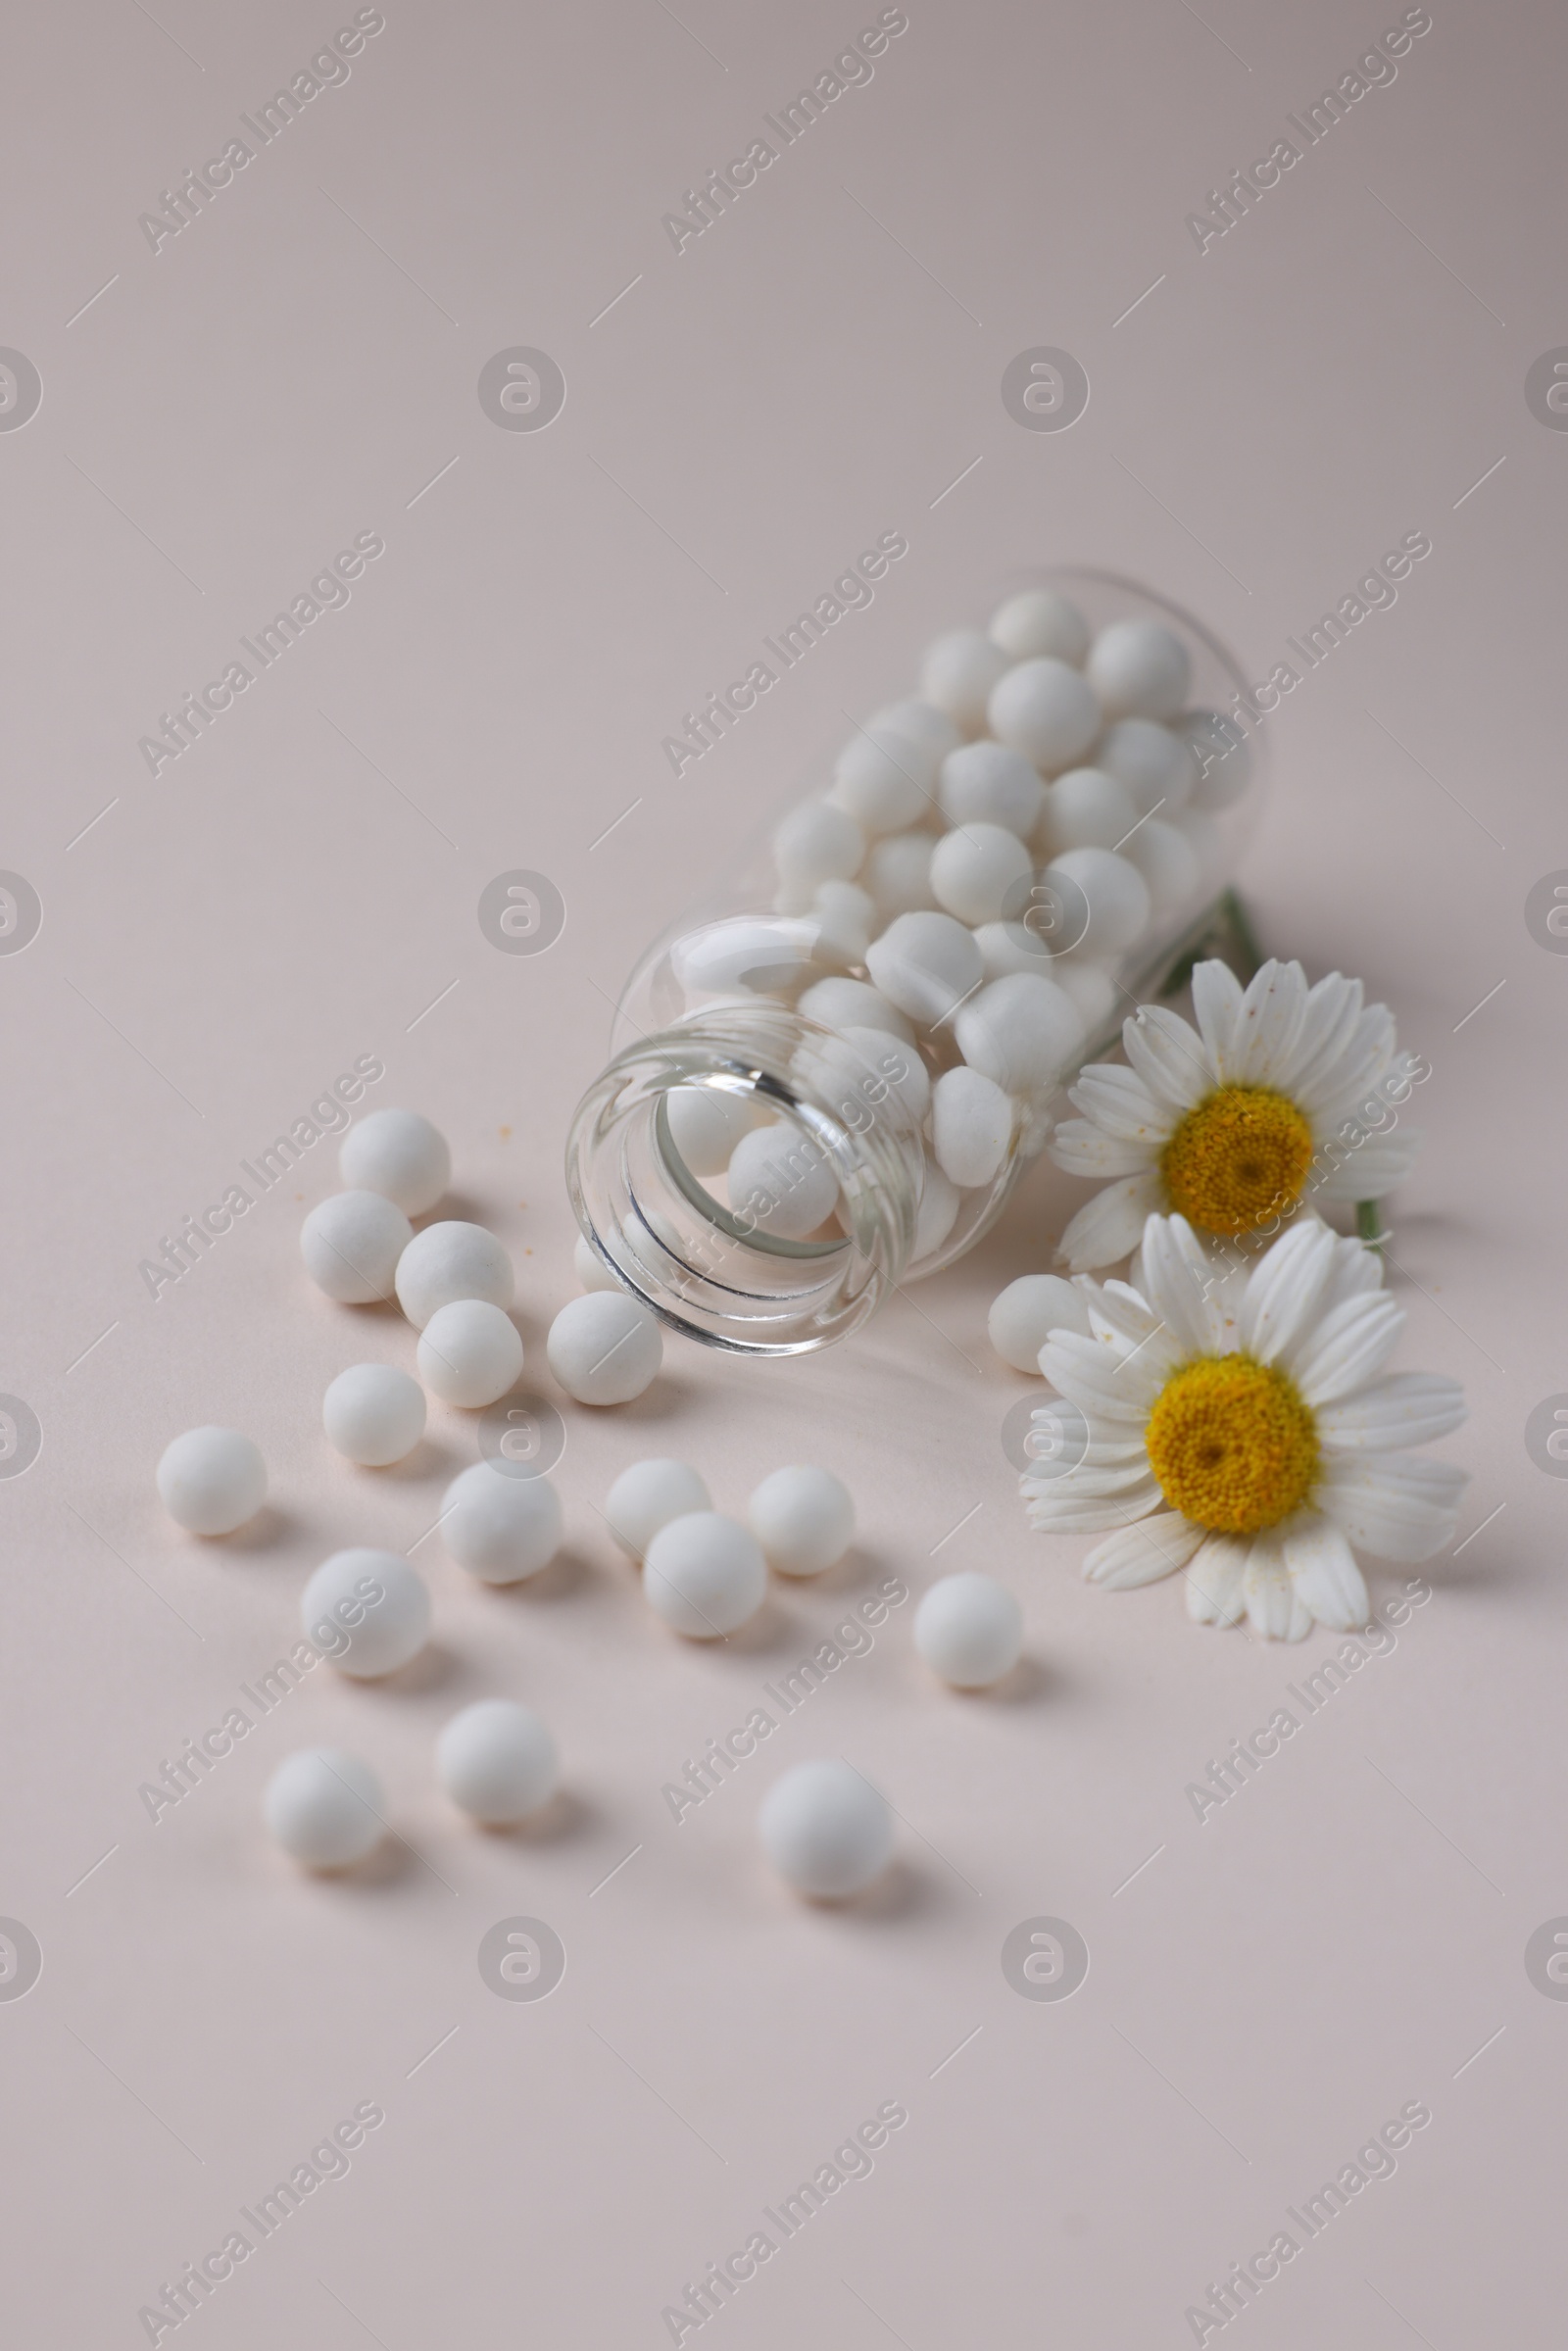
[1317,1453,1468,1561]
[1084,1512,1203,1588]
[1243,1536,1299,1638]
[1185,1535,1250,1624]
[1057,1171,1165,1272]
[1276,971,1363,1101]
[1238,1218,1339,1365]
[1222,961,1308,1087]
[1049,1117,1155,1179]
[1311,1131,1421,1202]
[1039,1328,1164,1419]
[1289,1293,1404,1404]
[1121,1004,1214,1113]
[1190,959,1245,1069]
[1318,1373,1466,1453]
[1068,1064,1174,1144]
[1295,1005,1396,1120]
[1315,1231,1386,1313]
[1282,1517,1370,1630]
[1025,1483,1162,1534]
[1138,1213,1228,1356]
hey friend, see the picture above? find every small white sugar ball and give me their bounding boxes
[322,1364,426,1466]
[301,1190,413,1304]
[861,831,936,919]
[974,919,1054,981]
[760,1759,893,1897]
[339,1107,450,1216]
[914,1573,1024,1688]
[798,975,914,1044]
[931,1067,1013,1189]
[302,1548,429,1677]
[1042,847,1152,957]
[644,1511,767,1637]
[865,910,983,1027]
[830,723,936,835]
[1121,815,1201,915]
[157,1426,267,1535]
[574,1232,622,1293]
[807,1031,928,1131]
[665,1085,762,1178]
[1096,716,1192,816]
[989,658,1102,774]
[437,1699,558,1825]
[955,973,1086,1095]
[727,1122,839,1240]
[748,1465,855,1576]
[836,1028,930,1123]
[988,1273,1093,1372]
[606,1458,711,1557]
[930,821,1033,927]
[938,740,1045,837]
[1087,618,1191,721]
[266,1749,384,1869]
[866,699,961,758]
[918,628,1009,734]
[395,1220,514,1330]
[671,916,814,997]
[547,1292,662,1404]
[989,587,1090,665]
[1052,959,1118,1035]
[442,1461,564,1583]
[1176,807,1225,889]
[1043,767,1140,855]
[774,798,863,891]
[809,880,876,970]
[912,1161,961,1259]
[417,1298,524,1408]
[1176,711,1253,810]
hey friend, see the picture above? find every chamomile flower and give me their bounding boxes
[1023,1212,1466,1640]
[1048,957,1421,1272]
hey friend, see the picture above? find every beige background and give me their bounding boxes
[1,0,1562,2342]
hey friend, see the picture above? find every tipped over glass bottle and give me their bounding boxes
[567,567,1266,1355]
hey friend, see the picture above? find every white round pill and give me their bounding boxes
[321,1364,426,1466]
[831,1028,931,1124]
[441,1461,564,1583]
[301,1548,430,1678]
[573,1232,623,1293]
[1175,711,1252,810]
[157,1426,268,1535]
[955,973,1086,1095]
[988,1273,1093,1372]
[988,658,1102,773]
[829,723,935,835]
[644,1511,767,1637]
[989,588,1090,665]
[865,910,983,1027]
[664,1085,762,1178]
[912,1161,960,1258]
[865,699,962,759]
[726,1121,839,1240]
[1121,814,1201,915]
[1051,958,1118,1035]
[760,1759,894,1897]
[797,975,914,1044]
[1096,716,1192,816]
[931,1066,1013,1188]
[938,739,1045,837]
[861,831,936,919]
[1042,767,1140,854]
[930,821,1033,927]
[1087,618,1191,721]
[265,1748,384,1869]
[606,1458,712,1557]
[808,879,876,970]
[339,1107,450,1216]
[918,628,1009,734]
[395,1220,514,1330]
[748,1465,855,1576]
[914,1573,1024,1688]
[547,1292,662,1405]
[774,797,864,891]
[1041,847,1152,957]
[974,919,1054,981]
[300,1190,413,1304]
[417,1298,524,1408]
[437,1699,558,1825]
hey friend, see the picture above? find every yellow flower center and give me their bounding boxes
[1159,1085,1315,1237]
[1144,1355,1318,1535]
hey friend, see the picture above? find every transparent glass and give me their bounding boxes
[567,566,1266,1355]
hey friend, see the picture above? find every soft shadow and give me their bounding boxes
[937,1653,1055,1706]
[484,1545,591,1602]
[217,1504,305,1556]
[801,1858,932,1923]
[476,1788,594,1845]
[370,1437,464,1485]
[298,1835,416,1891]
[371,1640,462,1695]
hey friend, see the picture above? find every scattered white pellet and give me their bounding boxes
[914,1573,1023,1688]
[1040,847,1152,957]
[912,1161,961,1259]
[1042,766,1140,854]
[436,1699,558,1825]
[865,910,984,1027]
[1050,959,1118,1034]
[861,831,937,919]
[759,1759,894,1897]
[671,917,816,997]
[441,1462,564,1583]
[1121,814,1201,915]
[1095,716,1192,816]
[748,1465,855,1576]
[643,1511,767,1637]
[988,1273,1093,1373]
[774,798,864,892]
[664,1085,761,1178]
[300,1190,413,1304]
[322,1364,426,1466]
[973,918,1054,982]
[828,722,937,835]
[1087,618,1191,721]
[547,1292,662,1404]
[339,1108,450,1216]
[417,1298,524,1408]
[837,1027,931,1122]
[394,1220,514,1330]
[726,1121,839,1240]
[797,975,915,1044]
[573,1232,623,1293]
[266,1749,384,1869]
[865,699,962,759]
[989,588,1090,665]
[938,739,1045,837]
[301,1548,429,1678]
[606,1458,712,1557]
[931,1066,1013,1188]
[919,628,1009,735]
[157,1426,268,1536]
[988,658,1101,773]
[808,879,877,969]
[929,821,1034,927]
[955,973,1086,1094]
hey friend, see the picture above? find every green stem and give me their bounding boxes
[1355,1199,1384,1252]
